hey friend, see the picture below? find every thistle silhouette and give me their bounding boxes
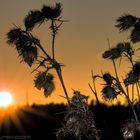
[89,13,140,139]
[7,3,70,104]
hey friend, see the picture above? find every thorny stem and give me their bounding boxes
[51,19,56,60]
[37,42,70,105]
[55,66,70,105]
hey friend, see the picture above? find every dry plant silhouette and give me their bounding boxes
[6,2,100,140]
[6,3,70,104]
[57,91,100,140]
[7,1,140,140]
[89,14,140,140]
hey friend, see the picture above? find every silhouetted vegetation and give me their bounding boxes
[5,1,140,139]
[0,103,139,140]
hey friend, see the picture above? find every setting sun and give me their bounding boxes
[0,91,13,107]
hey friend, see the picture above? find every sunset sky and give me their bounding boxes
[0,0,140,105]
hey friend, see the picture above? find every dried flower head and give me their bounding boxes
[116,14,137,31]
[102,72,115,86]
[101,86,118,100]
[7,27,22,45]
[34,72,55,97]
[56,91,100,140]
[20,46,37,67]
[34,72,47,90]
[24,10,44,31]
[7,27,39,66]
[122,119,140,140]
[102,47,121,60]
[42,3,62,19]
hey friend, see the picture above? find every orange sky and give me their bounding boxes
[0,0,140,105]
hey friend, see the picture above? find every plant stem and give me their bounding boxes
[55,67,70,105]
[136,83,140,101]
[37,42,70,105]
[91,70,100,104]
[88,83,100,105]
[126,87,139,123]
[37,43,52,61]
[132,84,134,102]
[107,39,139,123]
[51,19,56,60]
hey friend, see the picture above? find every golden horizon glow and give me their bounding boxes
[0,91,13,107]
[0,0,140,104]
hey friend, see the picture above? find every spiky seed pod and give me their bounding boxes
[41,3,62,19]
[116,14,137,31]
[102,73,114,86]
[7,27,40,66]
[7,27,22,45]
[24,10,44,31]
[20,46,37,67]
[122,119,140,140]
[102,48,121,60]
[101,86,118,100]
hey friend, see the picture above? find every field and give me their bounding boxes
[0,103,139,140]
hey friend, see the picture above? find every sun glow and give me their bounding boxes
[0,91,13,107]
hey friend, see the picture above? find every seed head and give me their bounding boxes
[42,3,62,19]
[116,14,137,31]
[101,86,118,100]
[34,72,55,97]
[24,10,44,31]
[102,72,115,86]
[102,48,121,60]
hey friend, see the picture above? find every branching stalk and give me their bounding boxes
[107,38,139,123]
[37,40,70,105]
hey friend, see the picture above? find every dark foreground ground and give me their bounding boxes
[0,102,140,140]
